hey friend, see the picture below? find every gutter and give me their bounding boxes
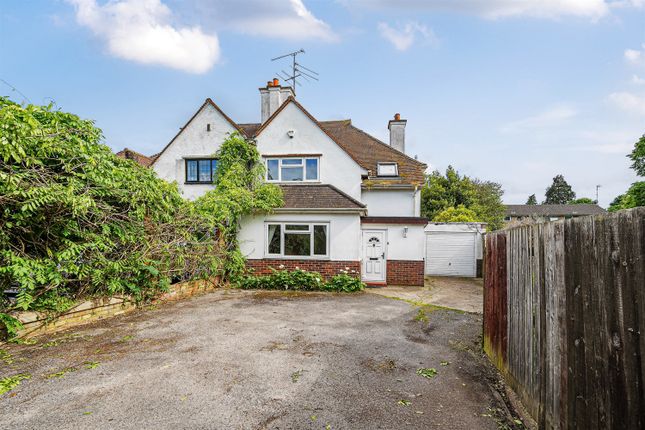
[273,208,368,216]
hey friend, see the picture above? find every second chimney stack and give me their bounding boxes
[388,113,407,154]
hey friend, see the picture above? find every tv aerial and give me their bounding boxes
[271,49,319,93]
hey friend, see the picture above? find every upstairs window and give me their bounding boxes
[266,157,319,182]
[377,162,398,177]
[186,158,218,184]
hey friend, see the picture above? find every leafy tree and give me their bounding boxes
[544,174,576,204]
[433,205,478,223]
[628,134,645,177]
[0,98,281,331]
[572,197,595,204]
[526,194,537,205]
[608,134,645,212]
[420,166,505,230]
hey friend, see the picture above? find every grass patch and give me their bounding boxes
[416,368,438,379]
[0,373,30,395]
[382,295,468,314]
[84,361,100,369]
[0,349,14,365]
[414,308,429,322]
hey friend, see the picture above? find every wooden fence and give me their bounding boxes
[483,207,645,429]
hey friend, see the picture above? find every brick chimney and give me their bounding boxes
[259,78,295,123]
[388,113,407,153]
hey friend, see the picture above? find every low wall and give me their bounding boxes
[387,260,425,286]
[9,278,220,340]
[245,259,361,279]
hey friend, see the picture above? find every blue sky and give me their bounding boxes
[2,0,644,206]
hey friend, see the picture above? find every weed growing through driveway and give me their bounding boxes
[397,399,411,406]
[0,374,31,395]
[291,370,303,383]
[84,361,100,369]
[416,368,438,379]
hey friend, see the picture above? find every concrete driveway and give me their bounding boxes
[368,276,484,313]
[1,289,516,429]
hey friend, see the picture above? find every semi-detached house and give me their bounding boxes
[120,79,429,286]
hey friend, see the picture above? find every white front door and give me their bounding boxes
[362,230,386,282]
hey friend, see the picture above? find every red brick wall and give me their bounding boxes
[387,260,425,286]
[245,259,361,279]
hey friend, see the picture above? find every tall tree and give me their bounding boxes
[628,134,645,177]
[608,134,645,211]
[420,166,505,230]
[544,174,576,204]
[526,194,537,205]
[571,197,595,204]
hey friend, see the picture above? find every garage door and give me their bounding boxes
[425,232,476,277]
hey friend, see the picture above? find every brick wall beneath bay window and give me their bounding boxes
[387,260,425,286]
[245,259,361,279]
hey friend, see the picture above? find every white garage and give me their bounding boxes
[424,223,485,277]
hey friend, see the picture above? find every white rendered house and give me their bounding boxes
[125,79,428,286]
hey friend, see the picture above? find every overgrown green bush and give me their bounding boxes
[236,269,365,293]
[0,98,281,335]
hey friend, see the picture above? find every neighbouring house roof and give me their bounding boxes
[116,148,156,167]
[121,97,427,188]
[361,216,428,225]
[278,184,366,210]
[505,204,606,217]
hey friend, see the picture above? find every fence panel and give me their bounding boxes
[483,207,645,429]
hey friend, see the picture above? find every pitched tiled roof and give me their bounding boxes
[116,148,156,167]
[240,119,427,187]
[505,204,606,217]
[279,184,366,210]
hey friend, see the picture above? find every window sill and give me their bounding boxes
[266,181,322,184]
[263,255,330,260]
[184,182,215,185]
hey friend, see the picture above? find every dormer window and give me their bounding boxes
[377,162,398,177]
[266,157,319,182]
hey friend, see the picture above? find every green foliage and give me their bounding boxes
[0,373,30,395]
[0,313,23,339]
[608,182,645,211]
[193,133,282,278]
[236,269,365,293]
[571,197,595,204]
[526,194,537,205]
[628,134,645,177]
[416,368,438,379]
[0,99,281,326]
[433,205,478,223]
[544,174,576,204]
[420,166,504,230]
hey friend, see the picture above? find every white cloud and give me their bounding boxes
[67,0,220,74]
[347,0,614,20]
[191,0,337,42]
[632,75,645,85]
[608,91,645,116]
[501,105,577,133]
[377,21,438,51]
[625,44,645,66]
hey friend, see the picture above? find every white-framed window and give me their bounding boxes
[377,162,398,177]
[266,157,319,182]
[266,222,329,258]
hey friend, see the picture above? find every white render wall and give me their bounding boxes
[361,223,425,261]
[151,103,238,200]
[361,189,420,217]
[255,103,366,201]
[239,213,361,261]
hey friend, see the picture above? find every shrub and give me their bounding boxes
[235,269,365,293]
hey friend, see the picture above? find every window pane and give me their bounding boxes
[313,225,327,255]
[306,159,318,180]
[377,163,398,176]
[282,166,303,181]
[199,160,211,182]
[284,233,310,256]
[267,224,281,254]
[267,159,279,180]
[286,224,309,231]
[282,158,302,165]
[186,160,198,182]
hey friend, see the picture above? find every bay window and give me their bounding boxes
[266,157,319,182]
[266,223,328,258]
